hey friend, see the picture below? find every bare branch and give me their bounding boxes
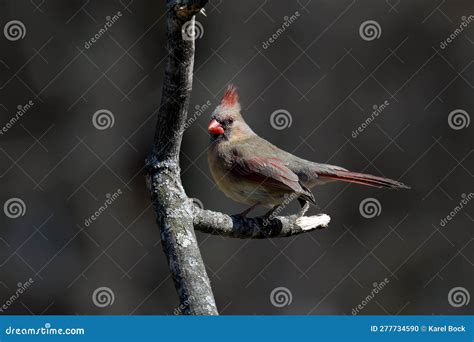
[193,208,331,238]
[146,0,217,315]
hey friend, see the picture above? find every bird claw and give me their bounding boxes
[297,201,310,217]
[263,205,281,219]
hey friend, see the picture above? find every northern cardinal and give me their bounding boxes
[207,85,409,217]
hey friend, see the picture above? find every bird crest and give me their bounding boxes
[220,84,239,108]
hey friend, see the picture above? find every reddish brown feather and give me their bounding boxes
[319,170,409,189]
[232,156,301,192]
[221,84,239,107]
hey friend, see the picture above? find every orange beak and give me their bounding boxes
[208,119,224,135]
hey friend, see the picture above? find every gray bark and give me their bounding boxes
[194,208,330,238]
[145,0,217,315]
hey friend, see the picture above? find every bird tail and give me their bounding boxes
[315,165,410,189]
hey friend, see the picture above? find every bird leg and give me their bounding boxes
[297,199,310,217]
[237,203,259,218]
[264,205,280,219]
[265,196,310,219]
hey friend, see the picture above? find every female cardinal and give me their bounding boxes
[207,85,409,217]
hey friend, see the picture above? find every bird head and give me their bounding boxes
[208,85,252,142]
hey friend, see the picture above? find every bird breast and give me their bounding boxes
[207,144,288,207]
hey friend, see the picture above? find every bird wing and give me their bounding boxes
[232,156,300,191]
[231,155,316,204]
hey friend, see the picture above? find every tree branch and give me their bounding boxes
[146,0,217,315]
[194,208,331,238]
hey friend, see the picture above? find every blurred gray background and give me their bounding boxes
[0,0,472,315]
